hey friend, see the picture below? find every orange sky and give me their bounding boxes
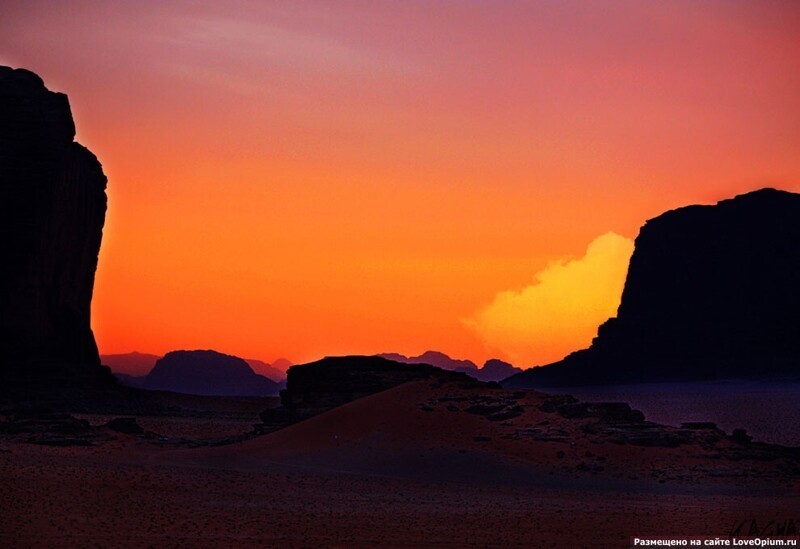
[2,1,799,367]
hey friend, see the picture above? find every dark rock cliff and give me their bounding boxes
[144,350,280,397]
[0,66,112,393]
[505,188,800,388]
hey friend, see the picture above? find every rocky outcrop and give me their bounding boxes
[0,66,112,394]
[259,355,479,430]
[506,188,800,388]
[144,350,280,397]
[104,417,144,435]
[0,410,114,446]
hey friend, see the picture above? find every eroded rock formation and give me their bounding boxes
[0,66,111,393]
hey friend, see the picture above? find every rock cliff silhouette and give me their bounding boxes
[505,188,800,388]
[0,66,113,395]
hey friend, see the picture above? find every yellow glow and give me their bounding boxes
[465,233,634,366]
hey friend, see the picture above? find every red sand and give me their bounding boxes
[171,381,800,489]
[2,381,798,547]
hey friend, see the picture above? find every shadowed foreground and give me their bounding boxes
[2,446,792,547]
[2,380,798,547]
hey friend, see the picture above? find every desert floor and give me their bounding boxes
[2,382,798,547]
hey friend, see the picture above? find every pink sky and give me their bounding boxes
[2,1,799,366]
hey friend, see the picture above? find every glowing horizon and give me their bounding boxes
[2,1,799,367]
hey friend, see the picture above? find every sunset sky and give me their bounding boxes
[2,1,799,367]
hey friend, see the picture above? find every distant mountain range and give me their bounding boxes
[101,352,161,377]
[378,351,521,382]
[100,351,292,388]
[478,359,523,383]
[105,347,513,394]
[144,350,280,397]
[379,350,478,372]
[244,358,291,382]
[505,188,800,388]
[100,351,292,396]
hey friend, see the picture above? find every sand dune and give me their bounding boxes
[163,380,800,493]
[4,380,799,546]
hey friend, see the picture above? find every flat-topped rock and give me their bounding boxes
[506,189,800,388]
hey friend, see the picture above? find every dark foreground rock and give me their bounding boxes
[0,411,109,446]
[104,417,144,435]
[0,66,114,398]
[429,387,797,457]
[506,188,800,388]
